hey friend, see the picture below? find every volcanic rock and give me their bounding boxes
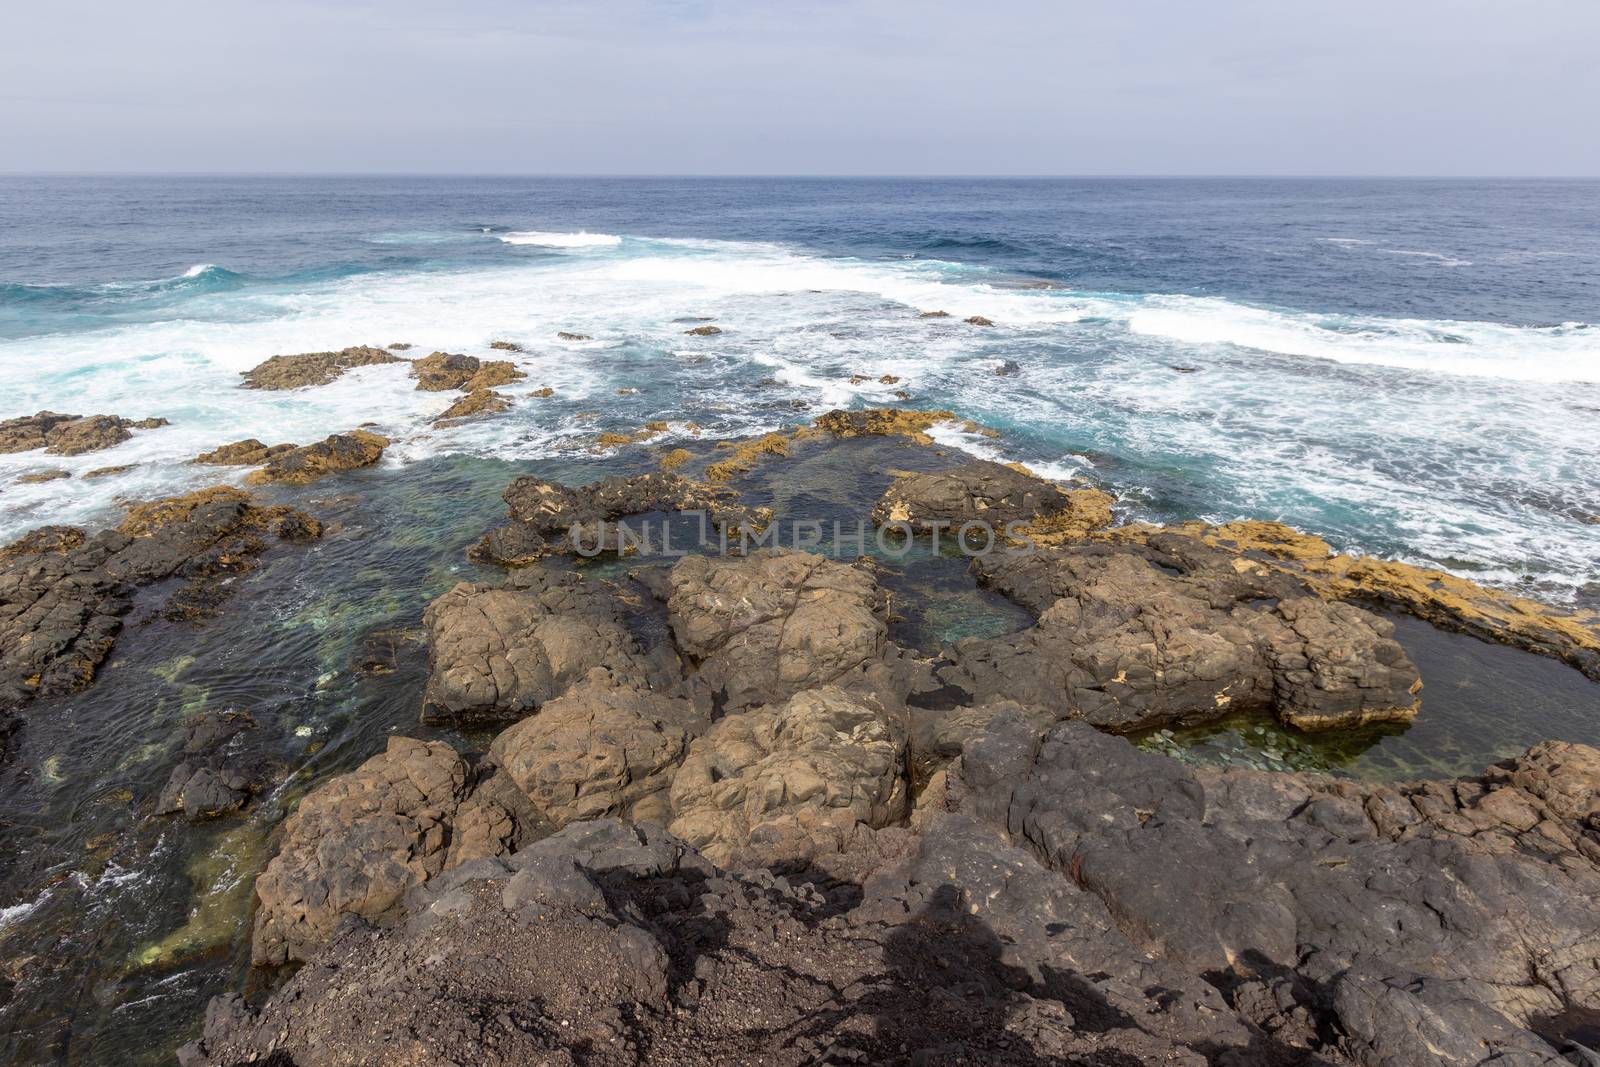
[243,429,387,485]
[240,346,403,389]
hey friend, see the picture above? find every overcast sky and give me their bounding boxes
[4,0,1597,176]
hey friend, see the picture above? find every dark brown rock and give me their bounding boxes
[0,488,320,707]
[422,567,681,725]
[433,388,511,423]
[872,459,1113,536]
[0,411,169,456]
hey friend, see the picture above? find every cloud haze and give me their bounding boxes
[3,0,1597,175]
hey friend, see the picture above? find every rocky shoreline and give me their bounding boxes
[3,406,1600,1065]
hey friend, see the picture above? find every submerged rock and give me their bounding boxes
[683,324,723,336]
[813,406,956,443]
[243,429,387,485]
[240,345,403,389]
[0,487,320,707]
[16,469,70,484]
[0,410,168,456]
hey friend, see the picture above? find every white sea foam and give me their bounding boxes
[1383,249,1473,268]
[2,231,1597,600]
[497,230,623,248]
[181,263,216,278]
[1128,296,1598,383]
[0,889,48,931]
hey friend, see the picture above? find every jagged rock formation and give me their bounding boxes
[939,537,1423,732]
[240,345,404,389]
[0,411,168,455]
[410,351,524,391]
[434,387,511,423]
[243,429,387,485]
[0,487,319,707]
[189,711,1600,1065]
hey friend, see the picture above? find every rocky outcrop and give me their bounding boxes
[666,549,890,711]
[950,710,1600,1065]
[872,459,1114,537]
[942,538,1421,733]
[421,567,681,725]
[666,685,908,866]
[813,407,956,443]
[250,736,536,965]
[16,468,69,484]
[433,387,511,423]
[0,410,168,455]
[192,438,295,466]
[0,487,320,708]
[243,429,387,485]
[240,345,403,389]
[470,471,768,566]
[487,672,701,826]
[684,324,722,336]
[410,351,525,391]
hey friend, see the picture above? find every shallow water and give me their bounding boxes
[1135,614,1600,781]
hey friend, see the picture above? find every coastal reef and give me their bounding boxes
[0,410,169,456]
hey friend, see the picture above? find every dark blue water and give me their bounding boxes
[4,176,1597,323]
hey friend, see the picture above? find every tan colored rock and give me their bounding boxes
[241,346,403,389]
[434,389,511,424]
[667,686,908,866]
[194,439,296,466]
[17,469,69,484]
[488,673,699,826]
[244,430,387,486]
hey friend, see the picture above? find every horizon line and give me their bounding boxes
[3,171,1599,181]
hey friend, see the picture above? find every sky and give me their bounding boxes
[3,0,1598,176]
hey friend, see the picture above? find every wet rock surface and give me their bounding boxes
[193,439,296,466]
[240,346,404,389]
[0,410,168,455]
[0,487,320,708]
[470,471,768,565]
[410,351,524,391]
[873,459,1115,537]
[243,430,387,485]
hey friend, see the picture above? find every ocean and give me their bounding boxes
[2,175,1597,601]
[1,175,1599,1064]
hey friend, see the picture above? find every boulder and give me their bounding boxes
[240,345,403,389]
[421,566,680,725]
[487,672,700,826]
[667,685,908,866]
[666,549,889,711]
[409,351,524,391]
[243,430,387,485]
